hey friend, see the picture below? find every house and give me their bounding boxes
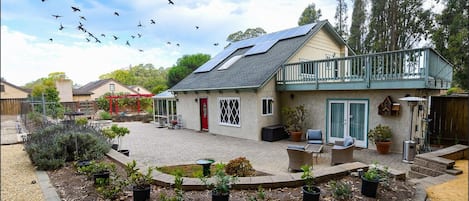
[129,85,152,95]
[0,80,30,99]
[72,79,140,101]
[170,20,452,153]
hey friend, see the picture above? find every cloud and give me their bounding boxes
[1,25,174,86]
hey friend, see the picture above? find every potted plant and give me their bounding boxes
[101,127,118,150]
[111,124,130,156]
[282,105,307,142]
[200,163,238,201]
[77,161,116,185]
[125,160,153,201]
[301,165,320,201]
[368,124,393,154]
[360,162,389,198]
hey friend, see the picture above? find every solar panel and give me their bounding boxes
[193,23,316,73]
[244,40,278,56]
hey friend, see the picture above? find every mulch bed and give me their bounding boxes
[47,157,417,201]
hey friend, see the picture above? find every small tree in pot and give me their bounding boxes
[282,105,307,142]
[200,163,238,201]
[361,162,389,198]
[301,165,320,201]
[125,160,154,201]
[111,124,130,155]
[368,124,393,154]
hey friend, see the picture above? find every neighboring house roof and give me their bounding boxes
[73,79,137,95]
[152,90,175,99]
[1,80,30,94]
[170,20,353,92]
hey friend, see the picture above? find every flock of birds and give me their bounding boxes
[42,0,221,53]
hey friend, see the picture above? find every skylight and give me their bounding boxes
[218,55,243,70]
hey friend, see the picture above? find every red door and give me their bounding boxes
[200,98,208,130]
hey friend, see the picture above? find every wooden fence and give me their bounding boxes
[61,101,98,116]
[429,95,469,145]
[0,98,26,115]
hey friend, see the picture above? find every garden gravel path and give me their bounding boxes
[1,144,44,201]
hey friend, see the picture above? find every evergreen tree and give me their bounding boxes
[432,0,469,90]
[348,0,366,54]
[298,3,322,25]
[334,0,349,39]
[365,0,432,52]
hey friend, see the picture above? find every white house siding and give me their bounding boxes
[176,91,260,141]
[278,89,443,153]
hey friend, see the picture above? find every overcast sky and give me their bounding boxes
[2,0,440,87]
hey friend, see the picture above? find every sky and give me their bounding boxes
[1,0,441,87]
[1,0,349,86]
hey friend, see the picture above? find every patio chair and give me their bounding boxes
[306,129,323,144]
[287,145,313,172]
[331,136,355,165]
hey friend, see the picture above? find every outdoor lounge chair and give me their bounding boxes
[287,145,313,172]
[306,129,323,144]
[331,136,355,165]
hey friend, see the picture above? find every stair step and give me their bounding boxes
[445,168,463,175]
[408,170,427,179]
[410,165,445,177]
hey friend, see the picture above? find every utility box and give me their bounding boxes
[403,140,417,163]
[262,125,288,142]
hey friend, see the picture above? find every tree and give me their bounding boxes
[226,28,266,43]
[166,54,211,87]
[26,72,66,118]
[298,3,322,25]
[365,0,432,52]
[348,0,367,54]
[334,0,349,39]
[432,0,469,90]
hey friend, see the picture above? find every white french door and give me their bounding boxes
[328,100,368,148]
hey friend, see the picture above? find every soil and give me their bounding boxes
[48,158,417,201]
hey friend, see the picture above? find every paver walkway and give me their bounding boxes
[117,122,410,175]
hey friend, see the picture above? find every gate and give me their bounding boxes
[429,95,469,146]
[0,98,26,115]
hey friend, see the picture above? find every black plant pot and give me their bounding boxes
[93,171,110,185]
[133,184,151,201]
[211,191,229,201]
[302,186,320,201]
[111,144,119,150]
[361,176,379,198]
[118,149,130,156]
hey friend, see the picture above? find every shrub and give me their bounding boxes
[75,117,88,126]
[225,157,255,177]
[329,180,352,200]
[24,123,110,170]
[100,111,112,120]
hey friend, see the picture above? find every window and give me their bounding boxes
[262,98,273,116]
[109,83,115,92]
[218,97,240,127]
[218,55,243,70]
[0,84,4,92]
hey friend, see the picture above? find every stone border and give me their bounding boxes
[107,149,406,191]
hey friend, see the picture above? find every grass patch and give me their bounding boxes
[156,164,271,178]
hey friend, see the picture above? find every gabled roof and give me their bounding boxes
[170,20,352,92]
[73,79,137,95]
[1,80,30,94]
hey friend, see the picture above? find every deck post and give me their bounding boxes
[366,57,371,88]
[424,48,430,88]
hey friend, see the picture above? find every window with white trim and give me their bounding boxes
[218,97,240,127]
[262,98,273,116]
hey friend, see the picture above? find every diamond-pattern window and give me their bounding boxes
[219,97,240,127]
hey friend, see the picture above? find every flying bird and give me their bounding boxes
[137,33,142,38]
[100,33,106,37]
[213,43,219,46]
[138,49,144,52]
[131,35,136,39]
[52,15,62,19]
[168,0,174,5]
[85,38,90,42]
[79,16,87,21]
[59,23,64,30]
[195,26,199,29]
[113,35,118,40]
[126,40,130,46]
[167,41,171,45]
[150,19,156,24]
[114,11,119,16]
[71,6,81,12]
[176,43,180,47]
[41,0,46,2]
[49,38,53,42]
[95,38,101,43]
[137,21,143,27]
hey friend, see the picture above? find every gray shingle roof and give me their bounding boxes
[73,79,137,95]
[170,21,344,92]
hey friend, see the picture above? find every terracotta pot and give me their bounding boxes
[290,131,303,142]
[375,141,392,154]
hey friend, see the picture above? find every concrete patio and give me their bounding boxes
[116,122,411,175]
